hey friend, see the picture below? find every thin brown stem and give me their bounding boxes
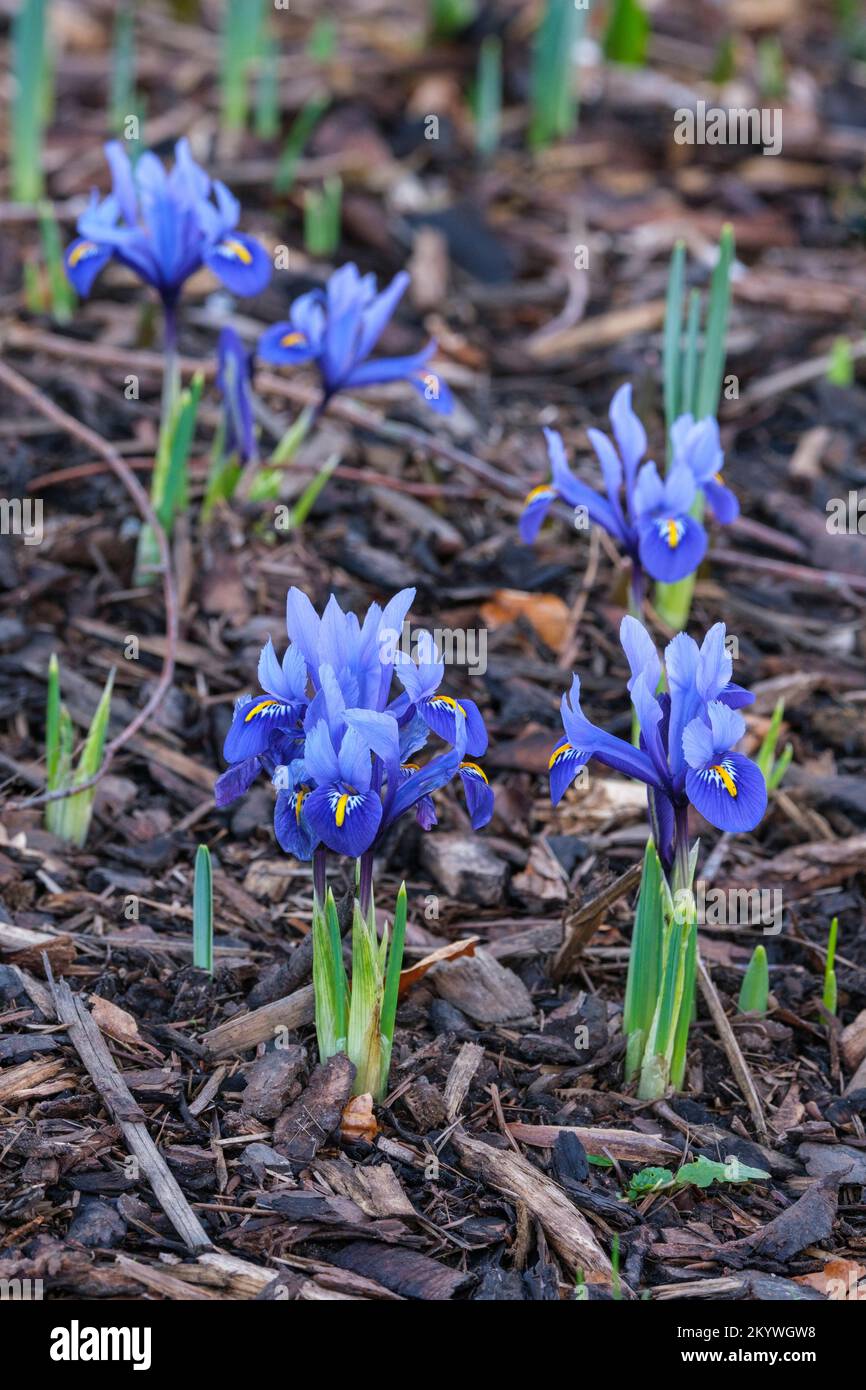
[0,357,178,810]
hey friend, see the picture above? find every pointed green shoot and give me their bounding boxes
[312,888,348,1063]
[193,844,214,974]
[623,839,665,1080]
[738,944,769,1016]
[603,0,649,67]
[274,94,330,194]
[474,35,502,160]
[756,698,793,791]
[12,0,48,204]
[61,669,116,848]
[823,917,838,1016]
[638,885,694,1100]
[528,0,589,151]
[304,177,343,259]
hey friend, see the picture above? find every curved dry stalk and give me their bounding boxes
[0,356,178,810]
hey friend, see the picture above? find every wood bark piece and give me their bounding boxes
[452,1129,618,1288]
[328,1240,472,1300]
[273,1054,355,1161]
[841,1009,866,1072]
[443,1041,484,1120]
[431,947,533,1024]
[697,955,769,1141]
[201,984,314,1057]
[48,971,211,1252]
[0,1056,71,1102]
[507,1122,680,1164]
[718,833,866,901]
[0,922,74,974]
[314,1157,417,1220]
[845,1052,866,1097]
[552,861,643,981]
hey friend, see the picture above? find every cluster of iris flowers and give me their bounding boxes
[64,140,770,1104]
[216,586,493,875]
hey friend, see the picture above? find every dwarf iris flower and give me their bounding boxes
[217,587,493,898]
[65,139,271,328]
[520,384,736,608]
[216,327,256,466]
[550,616,766,878]
[258,262,453,416]
[215,586,492,1101]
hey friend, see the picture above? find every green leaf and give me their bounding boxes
[603,0,649,67]
[274,94,330,194]
[696,223,735,420]
[193,844,213,974]
[674,1155,769,1188]
[12,0,48,203]
[823,916,838,1016]
[827,337,855,388]
[738,944,769,1016]
[474,35,502,160]
[662,241,685,446]
[62,668,116,848]
[429,0,478,37]
[282,453,340,530]
[626,1166,673,1200]
[312,888,348,1062]
[304,177,343,259]
[623,839,665,1080]
[528,0,590,151]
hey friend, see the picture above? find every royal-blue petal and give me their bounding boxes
[685,752,767,833]
[204,232,271,296]
[637,513,707,583]
[305,783,383,856]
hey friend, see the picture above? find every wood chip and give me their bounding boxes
[49,971,211,1252]
[201,985,314,1057]
[452,1129,619,1288]
[443,1041,484,1120]
[507,1122,680,1164]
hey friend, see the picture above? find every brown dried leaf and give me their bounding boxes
[481,589,570,652]
[794,1259,866,1300]
[90,995,141,1045]
[398,937,479,997]
[341,1093,378,1144]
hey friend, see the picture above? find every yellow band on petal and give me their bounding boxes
[335,792,349,827]
[460,760,488,783]
[244,699,279,722]
[712,763,737,797]
[549,742,573,769]
[220,238,253,265]
[69,241,99,267]
[280,331,306,348]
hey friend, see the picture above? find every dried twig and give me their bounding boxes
[696,954,769,1142]
[47,965,211,1251]
[0,357,178,810]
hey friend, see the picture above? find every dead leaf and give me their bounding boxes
[91,995,141,1045]
[794,1258,866,1300]
[398,937,479,997]
[481,590,570,652]
[341,1093,378,1144]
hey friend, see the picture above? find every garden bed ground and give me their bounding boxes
[1,0,866,1303]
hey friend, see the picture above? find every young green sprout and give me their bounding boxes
[738,944,769,1016]
[11,0,49,204]
[528,0,590,151]
[45,655,115,848]
[193,845,214,975]
[823,916,838,1016]
[755,698,793,791]
[474,35,503,160]
[604,0,650,67]
[303,177,343,259]
[656,226,735,631]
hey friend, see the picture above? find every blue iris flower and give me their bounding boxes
[216,328,256,464]
[64,139,271,308]
[550,617,766,869]
[257,262,453,414]
[520,384,737,596]
[216,587,493,861]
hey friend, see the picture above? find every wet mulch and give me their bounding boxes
[1,0,866,1300]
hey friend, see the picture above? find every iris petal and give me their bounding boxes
[685,752,767,833]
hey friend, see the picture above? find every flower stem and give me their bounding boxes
[135,301,182,583]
